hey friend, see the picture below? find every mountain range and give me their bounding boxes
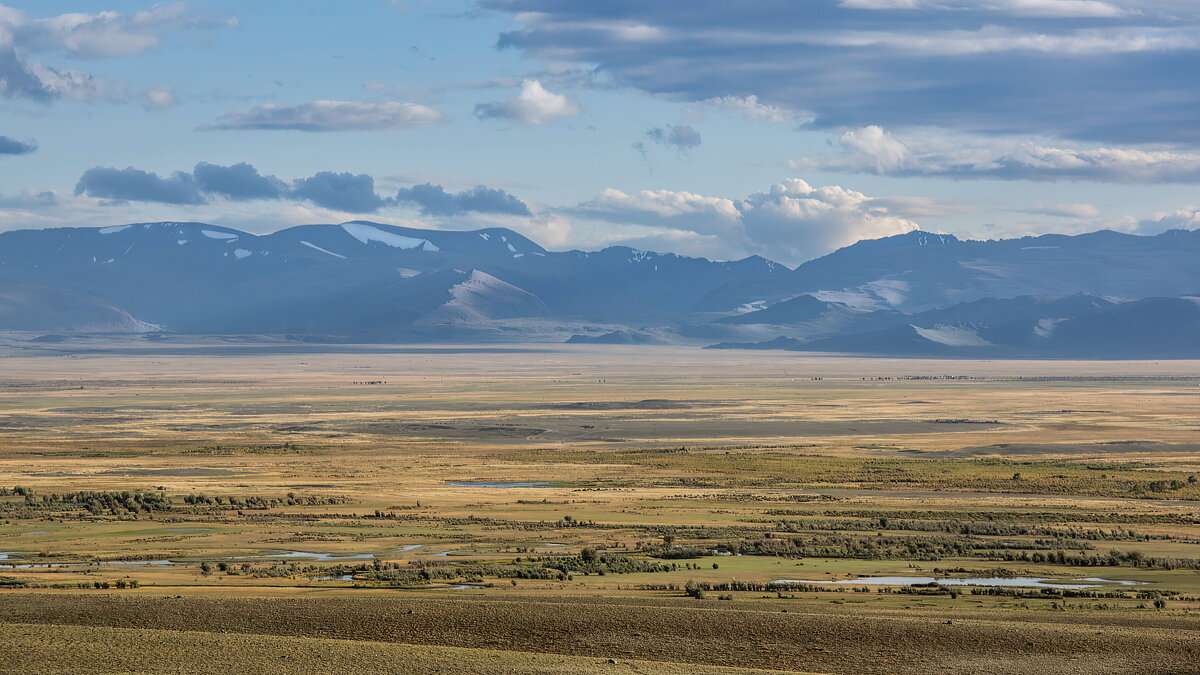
[2,220,1199,357]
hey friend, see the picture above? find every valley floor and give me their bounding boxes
[1,340,1199,673]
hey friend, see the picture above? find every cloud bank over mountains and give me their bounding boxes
[73,162,532,218]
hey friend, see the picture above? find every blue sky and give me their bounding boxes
[1,0,1198,264]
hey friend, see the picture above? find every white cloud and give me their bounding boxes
[489,3,1200,143]
[577,188,742,237]
[142,86,177,110]
[1138,207,1200,234]
[839,0,1129,18]
[739,179,918,263]
[688,95,793,123]
[203,100,444,132]
[0,3,233,102]
[1020,202,1102,218]
[838,126,913,172]
[804,25,1197,56]
[799,126,1200,183]
[571,179,918,264]
[474,79,581,125]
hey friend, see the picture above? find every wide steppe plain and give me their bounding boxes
[1,338,1199,673]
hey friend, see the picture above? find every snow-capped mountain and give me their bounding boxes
[0,221,783,335]
[5,220,1200,356]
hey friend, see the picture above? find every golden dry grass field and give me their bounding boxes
[1,338,1199,673]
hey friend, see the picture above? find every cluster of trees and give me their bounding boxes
[181,492,348,509]
[756,517,1167,542]
[987,548,1200,570]
[3,487,171,516]
[713,532,1084,561]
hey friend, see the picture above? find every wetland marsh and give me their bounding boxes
[2,341,1199,673]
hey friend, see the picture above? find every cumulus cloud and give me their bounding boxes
[192,162,285,200]
[474,79,581,125]
[739,179,918,263]
[1138,207,1200,234]
[74,166,204,205]
[0,135,36,155]
[572,179,917,264]
[0,3,233,103]
[204,100,443,132]
[393,183,530,216]
[288,172,386,213]
[799,126,1200,183]
[836,126,914,173]
[485,1,1200,144]
[70,162,533,216]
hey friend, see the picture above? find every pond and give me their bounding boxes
[0,554,185,568]
[772,576,1147,590]
[97,560,182,565]
[309,574,355,581]
[234,551,375,561]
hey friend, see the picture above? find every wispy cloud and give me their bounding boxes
[796,126,1200,183]
[204,100,444,132]
[0,3,234,103]
[485,1,1200,143]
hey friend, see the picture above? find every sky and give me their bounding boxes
[0,0,1198,266]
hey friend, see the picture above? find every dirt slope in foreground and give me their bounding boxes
[1,593,1198,674]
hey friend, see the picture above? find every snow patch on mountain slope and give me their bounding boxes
[812,279,909,311]
[419,270,548,324]
[1034,317,1063,338]
[300,240,347,259]
[341,223,439,251]
[912,324,991,347]
[202,230,239,240]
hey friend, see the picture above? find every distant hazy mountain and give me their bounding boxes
[717,294,1198,358]
[0,284,155,332]
[4,220,1200,357]
[0,221,783,335]
[699,228,1200,314]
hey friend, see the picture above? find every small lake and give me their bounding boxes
[445,481,552,488]
[0,556,184,568]
[235,551,375,561]
[97,560,181,566]
[772,576,1147,590]
[396,545,423,552]
[309,574,355,581]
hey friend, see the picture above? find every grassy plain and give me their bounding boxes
[1,338,1199,672]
